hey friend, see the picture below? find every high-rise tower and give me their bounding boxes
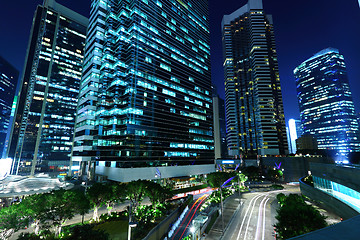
[7,0,88,175]
[0,56,19,158]
[294,48,360,154]
[71,0,214,182]
[222,0,287,157]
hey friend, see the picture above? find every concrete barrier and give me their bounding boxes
[299,178,358,220]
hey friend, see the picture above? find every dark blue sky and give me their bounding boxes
[1,0,359,123]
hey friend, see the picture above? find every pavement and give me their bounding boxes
[205,194,243,240]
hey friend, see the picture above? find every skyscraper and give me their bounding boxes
[71,0,214,182]
[294,48,360,154]
[222,0,287,157]
[213,95,227,159]
[287,118,303,154]
[0,56,19,158]
[7,0,88,175]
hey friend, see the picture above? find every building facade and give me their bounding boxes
[213,95,227,159]
[294,48,360,154]
[71,0,214,182]
[221,0,287,157]
[7,0,88,175]
[0,56,19,158]
[287,118,303,154]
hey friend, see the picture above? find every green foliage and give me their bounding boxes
[125,180,148,208]
[134,203,169,224]
[274,194,327,239]
[242,166,260,180]
[276,193,286,207]
[0,203,31,232]
[17,233,43,240]
[271,184,284,190]
[303,175,314,187]
[62,224,109,240]
[267,168,283,181]
[207,172,235,188]
[208,188,233,204]
[144,181,172,209]
[99,211,127,222]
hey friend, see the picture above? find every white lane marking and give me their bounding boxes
[244,194,267,240]
[262,197,270,240]
[255,196,269,240]
[236,194,264,240]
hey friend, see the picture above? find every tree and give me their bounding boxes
[125,180,148,209]
[274,194,327,239]
[38,189,88,237]
[242,166,260,181]
[207,172,235,232]
[86,183,109,221]
[21,193,48,235]
[236,172,248,196]
[144,181,172,210]
[104,183,126,216]
[0,203,30,235]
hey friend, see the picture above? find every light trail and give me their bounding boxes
[171,195,206,240]
[262,197,270,240]
[244,194,267,240]
[178,194,208,240]
[255,196,269,240]
[236,194,264,240]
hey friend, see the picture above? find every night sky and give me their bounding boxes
[1,0,359,123]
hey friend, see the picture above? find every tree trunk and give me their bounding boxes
[107,203,112,216]
[93,205,99,221]
[82,214,85,224]
[34,220,40,235]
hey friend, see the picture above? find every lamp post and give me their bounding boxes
[127,203,138,240]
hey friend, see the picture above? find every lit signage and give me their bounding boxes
[222,160,235,164]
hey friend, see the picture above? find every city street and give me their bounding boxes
[208,185,301,240]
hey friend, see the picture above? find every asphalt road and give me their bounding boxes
[221,186,301,240]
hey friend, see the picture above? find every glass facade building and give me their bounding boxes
[0,56,19,158]
[294,48,360,154]
[287,118,303,154]
[72,0,214,181]
[221,0,287,157]
[7,0,88,175]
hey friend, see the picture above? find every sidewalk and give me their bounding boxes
[205,194,242,240]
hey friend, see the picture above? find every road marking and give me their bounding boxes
[255,196,268,240]
[262,197,270,240]
[236,194,264,240]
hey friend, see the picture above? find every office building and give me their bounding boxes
[296,134,318,151]
[0,56,19,158]
[222,0,287,157]
[7,0,88,175]
[71,0,214,182]
[288,118,303,154]
[294,48,360,154]
[213,95,227,159]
